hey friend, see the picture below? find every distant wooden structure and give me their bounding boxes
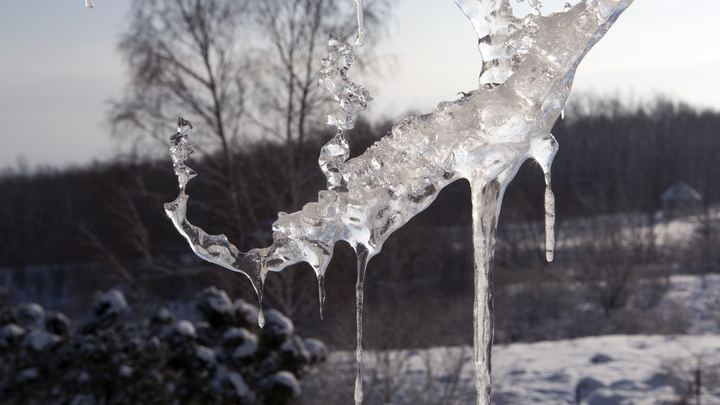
[660,181,703,219]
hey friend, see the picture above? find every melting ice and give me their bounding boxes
[164,1,633,404]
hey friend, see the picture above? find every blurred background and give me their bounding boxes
[1,0,720,404]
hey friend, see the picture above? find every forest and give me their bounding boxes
[2,96,719,350]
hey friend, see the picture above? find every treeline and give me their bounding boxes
[505,97,720,219]
[1,97,719,347]
[0,120,384,269]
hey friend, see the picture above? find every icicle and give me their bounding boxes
[543,172,556,262]
[561,107,565,120]
[353,0,365,47]
[530,133,559,263]
[469,178,503,405]
[537,134,558,263]
[256,266,267,329]
[85,0,94,8]
[318,274,326,319]
[354,244,370,405]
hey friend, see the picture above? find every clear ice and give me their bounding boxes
[353,0,365,47]
[164,1,632,404]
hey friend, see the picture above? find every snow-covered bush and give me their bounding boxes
[0,287,326,404]
[654,353,720,405]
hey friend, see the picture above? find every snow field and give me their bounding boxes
[314,334,720,404]
[307,274,720,404]
[492,334,720,404]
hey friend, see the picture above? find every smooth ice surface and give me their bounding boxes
[353,0,365,46]
[164,1,632,403]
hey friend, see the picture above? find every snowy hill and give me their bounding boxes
[492,334,720,404]
[305,333,720,404]
[303,274,720,404]
[491,274,720,404]
[308,335,720,405]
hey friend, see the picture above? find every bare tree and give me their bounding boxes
[572,213,659,316]
[112,0,253,152]
[110,0,389,202]
[250,0,387,206]
[110,0,255,242]
[109,0,390,325]
[110,0,389,228]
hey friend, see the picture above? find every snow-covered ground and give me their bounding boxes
[661,274,720,335]
[313,334,720,404]
[492,334,720,404]
[308,274,720,404]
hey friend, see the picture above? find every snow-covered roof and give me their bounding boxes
[660,181,702,202]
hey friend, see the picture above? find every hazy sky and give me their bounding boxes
[1,0,719,171]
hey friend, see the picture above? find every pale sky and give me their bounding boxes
[1,0,719,171]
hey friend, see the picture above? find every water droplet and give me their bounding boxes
[85,0,94,8]
[258,308,265,328]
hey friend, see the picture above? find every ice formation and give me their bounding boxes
[353,0,365,46]
[85,0,94,9]
[164,1,632,403]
